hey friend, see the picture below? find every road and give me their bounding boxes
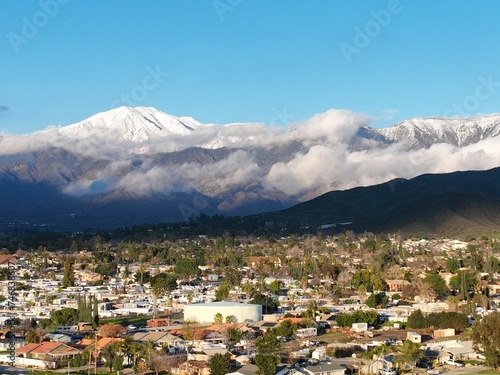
[0,365,27,375]
[410,364,491,374]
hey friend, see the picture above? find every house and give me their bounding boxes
[234,354,251,366]
[358,358,394,374]
[433,328,455,339]
[188,347,229,362]
[132,331,186,350]
[46,333,73,343]
[171,360,211,375]
[77,322,94,332]
[73,338,93,350]
[96,337,123,350]
[311,347,326,361]
[385,279,404,292]
[406,332,421,343]
[298,362,346,375]
[16,342,80,368]
[0,337,24,350]
[422,346,452,364]
[227,363,291,375]
[297,327,317,338]
[0,255,16,268]
[352,322,368,333]
[439,340,476,360]
[147,318,172,328]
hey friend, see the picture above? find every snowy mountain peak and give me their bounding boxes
[57,106,202,142]
[376,114,500,148]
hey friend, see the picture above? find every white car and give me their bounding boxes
[378,369,397,375]
[445,359,464,367]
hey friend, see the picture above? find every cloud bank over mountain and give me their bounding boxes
[0,106,499,209]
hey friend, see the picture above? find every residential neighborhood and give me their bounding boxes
[0,231,499,375]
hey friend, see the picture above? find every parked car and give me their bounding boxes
[378,369,397,375]
[416,361,432,369]
[445,359,464,367]
[427,370,441,375]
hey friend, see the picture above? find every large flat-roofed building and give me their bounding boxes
[184,302,262,323]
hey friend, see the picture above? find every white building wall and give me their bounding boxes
[183,302,262,323]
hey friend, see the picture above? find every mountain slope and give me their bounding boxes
[376,114,500,149]
[257,167,500,236]
[1,107,500,231]
[56,106,201,141]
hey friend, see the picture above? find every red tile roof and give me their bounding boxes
[16,342,79,355]
[0,255,16,265]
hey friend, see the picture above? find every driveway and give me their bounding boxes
[0,365,27,375]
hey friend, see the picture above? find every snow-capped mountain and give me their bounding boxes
[52,106,202,142]
[1,107,500,230]
[376,114,500,149]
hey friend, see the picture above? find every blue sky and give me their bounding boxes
[1,0,500,134]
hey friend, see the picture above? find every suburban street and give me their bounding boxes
[0,365,27,375]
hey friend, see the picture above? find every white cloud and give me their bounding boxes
[2,108,499,206]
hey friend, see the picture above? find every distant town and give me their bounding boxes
[0,230,499,375]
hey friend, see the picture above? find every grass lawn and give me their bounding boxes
[319,331,353,344]
[100,312,183,327]
[100,314,153,327]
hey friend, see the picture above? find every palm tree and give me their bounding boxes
[101,345,116,373]
[130,342,147,367]
[119,336,134,366]
[394,340,423,370]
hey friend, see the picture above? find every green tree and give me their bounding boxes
[407,309,426,329]
[275,319,296,338]
[215,282,231,301]
[352,269,371,290]
[446,258,461,273]
[174,259,199,280]
[450,270,478,297]
[269,280,282,294]
[251,292,278,314]
[472,311,500,370]
[304,300,318,321]
[149,272,177,318]
[112,355,124,375]
[70,349,91,367]
[366,292,389,308]
[214,312,223,324]
[62,258,75,288]
[423,273,448,299]
[394,340,423,369]
[25,330,43,344]
[51,308,79,326]
[426,312,468,331]
[210,352,231,375]
[227,327,243,342]
[101,344,116,373]
[255,331,281,375]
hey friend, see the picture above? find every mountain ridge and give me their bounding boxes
[256,167,500,236]
[0,106,499,230]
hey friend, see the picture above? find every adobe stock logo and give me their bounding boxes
[7,0,70,54]
[269,107,296,127]
[339,0,403,63]
[213,0,243,21]
[443,75,500,118]
[110,65,168,108]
